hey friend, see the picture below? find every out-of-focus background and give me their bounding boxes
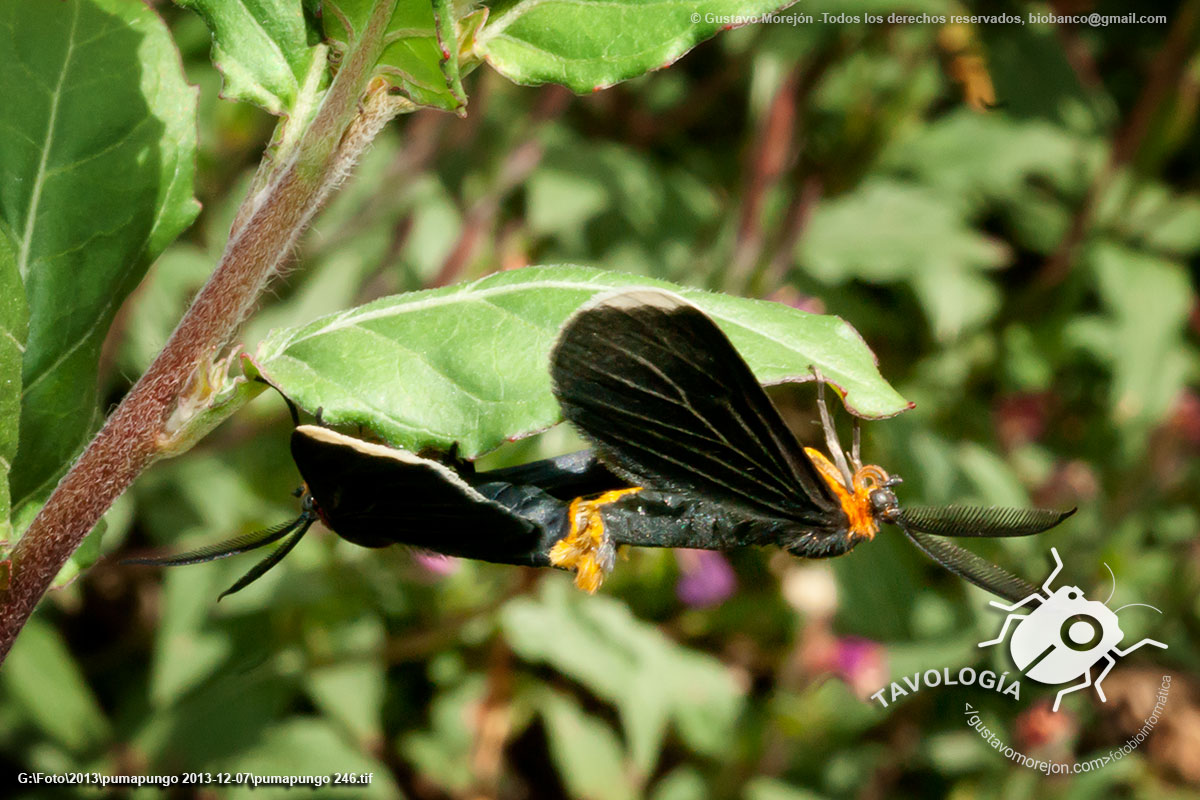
[2,2,1198,798]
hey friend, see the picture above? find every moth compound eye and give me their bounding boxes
[869,488,899,520]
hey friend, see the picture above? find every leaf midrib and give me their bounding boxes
[268,276,832,381]
[17,0,79,283]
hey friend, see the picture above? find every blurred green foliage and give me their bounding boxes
[2,1,1199,798]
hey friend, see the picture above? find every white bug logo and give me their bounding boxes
[979,547,1167,712]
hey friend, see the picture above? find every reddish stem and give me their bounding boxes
[0,0,401,663]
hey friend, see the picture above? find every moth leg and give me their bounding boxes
[850,418,863,472]
[812,367,854,489]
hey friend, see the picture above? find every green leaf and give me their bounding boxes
[178,0,328,182]
[744,777,828,800]
[955,442,1031,508]
[526,127,722,276]
[1069,242,1194,443]
[798,179,1009,340]
[800,181,1002,283]
[539,689,636,800]
[526,159,610,241]
[980,19,1112,131]
[502,579,746,776]
[304,615,387,744]
[150,566,233,707]
[176,0,326,116]
[136,669,294,769]
[831,532,921,640]
[1094,174,1200,256]
[223,719,400,799]
[650,767,709,800]
[881,111,1095,208]
[401,677,485,793]
[0,616,110,752]
[476,0,794,93]
[254,265,909,459]
[0,225,24,545]
[880,111,1104,257]
[322,0,470,112]
[306,660,386,745]
[0,0,200,514]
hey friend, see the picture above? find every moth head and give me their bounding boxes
[866,475,902,523]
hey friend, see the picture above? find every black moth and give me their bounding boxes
[126,289,1073,601]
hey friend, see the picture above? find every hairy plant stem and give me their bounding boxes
[0,0,404,663]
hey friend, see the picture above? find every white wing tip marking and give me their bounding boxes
[581,287,692,313]
[294,425,484,498]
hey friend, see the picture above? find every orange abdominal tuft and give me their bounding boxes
[549,488,642,592]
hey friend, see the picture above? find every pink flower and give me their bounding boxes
[831,636,888,698]
[804,632,888,699]
[675,550,737,607]
[413,551,459,578]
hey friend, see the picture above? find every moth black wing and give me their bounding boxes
[291,426,559,566]
[482,450,625,500]
[899,506,1075,538]
[902,528,1039,603]
[550,289,839,525]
